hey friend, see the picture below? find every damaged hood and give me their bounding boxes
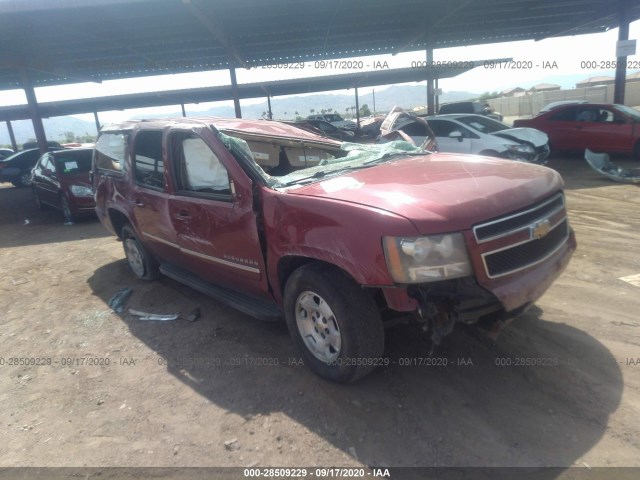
[288,153,563,234]
[490,127,548,147]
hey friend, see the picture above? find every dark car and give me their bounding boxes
[438,101,503,121]
[513,103,640,158]
[0,147,61,187]
[31,148,95,224]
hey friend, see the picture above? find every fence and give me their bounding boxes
[486,81,640,117]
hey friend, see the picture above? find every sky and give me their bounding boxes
[1,19,639,124]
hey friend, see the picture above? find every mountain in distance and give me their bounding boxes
[0,84,479,145]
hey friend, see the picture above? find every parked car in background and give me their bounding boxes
[539,100,589,113]
[0,148,15,160]
[292,119,355,141]
[438,101,503,121]
[93,117,575,383]
[426,114,550,164]
[513,103,640,158]
[31,148,95,223]
[307,113,356,131]
[0,147,61,187]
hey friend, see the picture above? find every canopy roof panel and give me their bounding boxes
[1,0,638,90]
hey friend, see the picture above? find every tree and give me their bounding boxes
[310,108,315,114]
[359,104,371,117]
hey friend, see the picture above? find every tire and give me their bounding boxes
[283,263,384,383]
[478,150,500,158]
[633,140,640,160]
[121,224,159,281]
[60,195,75,224]
[13,170,33,187]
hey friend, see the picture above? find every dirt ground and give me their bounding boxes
[0,154,639,470]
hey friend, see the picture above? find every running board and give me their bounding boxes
[159,263,282,321]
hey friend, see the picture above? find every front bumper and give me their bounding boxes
[381,227,576,324]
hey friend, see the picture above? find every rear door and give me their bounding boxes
[167,129,269,299]
[130,129,183,265]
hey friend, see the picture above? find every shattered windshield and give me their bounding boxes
[218,130,426,188]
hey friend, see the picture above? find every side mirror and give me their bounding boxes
[449,131,463,142]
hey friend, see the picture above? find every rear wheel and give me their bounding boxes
[121,224,158,280]
[13,170,33,187]
[633,140,640,160]
[283,263,384,383]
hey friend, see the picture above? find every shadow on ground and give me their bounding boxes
[87,260,623,472]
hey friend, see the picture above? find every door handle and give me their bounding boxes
[133,199,144,206]
[175,210,190,219]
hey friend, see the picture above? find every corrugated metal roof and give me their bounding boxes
[1,0,638,90]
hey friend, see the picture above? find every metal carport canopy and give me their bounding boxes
[0,63,508,122]
[1,0,639,89]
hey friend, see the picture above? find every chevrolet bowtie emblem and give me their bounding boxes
[530,219,552,240]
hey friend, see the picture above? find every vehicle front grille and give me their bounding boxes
[474,193,564,243]
[483,219,569,278]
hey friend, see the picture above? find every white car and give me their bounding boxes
[425,114,550,164]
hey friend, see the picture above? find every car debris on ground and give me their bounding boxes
[584,149,640,184]
[107,287,133,313]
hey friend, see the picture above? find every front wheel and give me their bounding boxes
[61,195,75,224]
[283,263,384,383]
[121,224,159,280]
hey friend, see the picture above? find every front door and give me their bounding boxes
[167,131,269,299]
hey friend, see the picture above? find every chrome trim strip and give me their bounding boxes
[143,232,260,274]
[182,249,260,273]
[481,219,569,279]
[473,193,565,244]
[144,232,180,249]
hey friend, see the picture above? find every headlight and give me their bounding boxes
[383,233,472,283]
[69,185,93,197]
[505,144,535,154]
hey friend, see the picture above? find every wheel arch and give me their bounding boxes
[107,208,131,239]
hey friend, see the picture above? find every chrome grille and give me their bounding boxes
[483,219,569,278]
[474,193,565,243]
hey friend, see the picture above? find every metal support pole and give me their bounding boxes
[229,67,242,118]
[181,103,187,117]
[372,89,376,115]
[21,70,48,154]
[6,121,18,151]
[435,78,440,113]
[354,86,361,132]
[93,112,101,133]
[426,48,435,115]
[613,2,630,104]
[267,95,273,119]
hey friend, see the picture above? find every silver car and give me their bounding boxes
[425,114,550,164]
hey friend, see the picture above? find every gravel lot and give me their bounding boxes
[0,154,639,470]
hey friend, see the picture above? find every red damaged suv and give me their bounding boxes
[93,118,576,383]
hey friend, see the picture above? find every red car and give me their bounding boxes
[93,118,575,382]
[31,148,95,224]
[513,103,640,158]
